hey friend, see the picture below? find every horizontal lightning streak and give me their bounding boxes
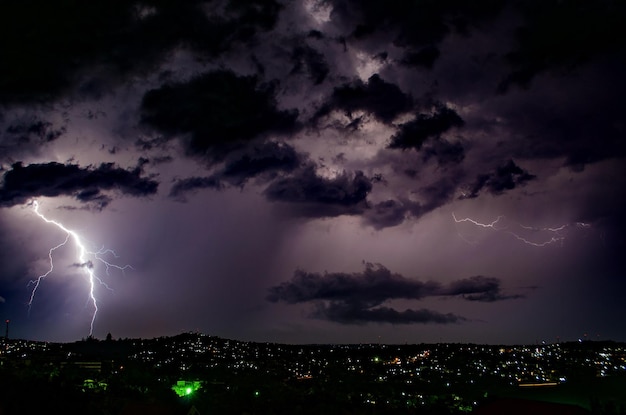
[452,212,575,247]
[451,212,506,229]
[506,232,564,247]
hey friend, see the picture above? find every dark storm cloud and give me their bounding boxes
[71,260,94,270]
[267,263,520,324]
[311,302,464,325]
[462,159,535,199]
[492,68,626,172]
[264,166,372,217]
[268,263,517,305]
[362,200,407,230]
[267,263,439,305]
[5,118,66,145]
[169,176,223,201]
[361,198,425,230]
[362,176,460,230]
[443,276,524,302]
[171,147,377,219]
[220,141,303,186]
[400,46,441,69]
[0,0,283,104]
[498,0,626,93]
[290,45,330,85]
[170,141,303,200]
[314,74,413,124]
[330,0,505,47]
[1,117,67,161]
[218,0,284,40]
[387,105,464,151]
[417,178,459,212]
[0,0,623,344]
[0,162,158,208]
[140,70,299,161]
[421,139,465,166]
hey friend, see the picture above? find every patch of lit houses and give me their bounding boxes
[2,334,625,387]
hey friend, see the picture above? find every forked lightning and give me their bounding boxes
[28,200,131,336]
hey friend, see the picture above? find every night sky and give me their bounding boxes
[1,0,625,345]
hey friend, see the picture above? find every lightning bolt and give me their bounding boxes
[452,212,587,247]
[451,213,506,230]
[28,200,131,337]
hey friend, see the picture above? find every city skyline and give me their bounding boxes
[1,0,625,345]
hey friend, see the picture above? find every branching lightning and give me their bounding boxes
[28,200,131,336]
[451,213,506,230]
[452,212,590,247]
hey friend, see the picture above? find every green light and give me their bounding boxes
[172,380,202,397]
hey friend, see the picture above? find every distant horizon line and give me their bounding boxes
[4,331,625,347]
